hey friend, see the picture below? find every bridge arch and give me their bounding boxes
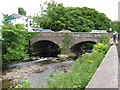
[70,41,96,55]
[29,40,61,57]
[29,32,107,56]
[30,36,63,46]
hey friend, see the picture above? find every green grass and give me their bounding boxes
[40,52,105,88]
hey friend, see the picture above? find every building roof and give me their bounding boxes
[5,15,16,21]
[5,14,23,21]
[12,13,23,18]
[5,14,32,21]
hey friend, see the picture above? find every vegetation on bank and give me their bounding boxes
[60,32,72,52]
[1,22,37,63]
[14,45,109,88]
[38,34,110,88]
[15,77,31,88]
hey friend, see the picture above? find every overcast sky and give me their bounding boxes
[0,0,119,21]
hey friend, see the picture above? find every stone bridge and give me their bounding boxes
[29,32,110,56]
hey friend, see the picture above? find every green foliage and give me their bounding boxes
[40,42,109,88]
[110,21,120,33]
[33,1,112,32]
[63,32,72,44]
[43,53,105,88]
[15,77,31,88]
[2,23,36,63]
[3,14,8,19]
[48,72,54,78]
[99,34,111,44]
[118,22,120,33]
[60,32,72,51]
[92,43,109,54]
[18,7,26,15]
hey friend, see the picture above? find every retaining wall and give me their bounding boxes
[85,44,119,89]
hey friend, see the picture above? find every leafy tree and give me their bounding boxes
[33,1,112,32]
[18,7,26,15]
[110,21,120,33]
[118,22,120,33]
[99,34,111,44]
[3,14,8,19]
[1,23,36,63]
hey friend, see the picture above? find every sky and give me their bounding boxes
[0,0,119,21]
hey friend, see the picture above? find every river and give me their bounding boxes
[2,57,75,88]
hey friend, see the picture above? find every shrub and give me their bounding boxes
[99,34,110,44]
[2,24,37,63]
[15,77,31,88]
[43,52,105,88]
[61,32,72,50]
[92,43,109,54]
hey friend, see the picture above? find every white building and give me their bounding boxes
[0,11,4,39]
[0,11,4,27]
[5,14,33,32]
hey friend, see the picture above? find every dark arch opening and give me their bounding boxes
[70,41,96,56]
[29,40,61,57]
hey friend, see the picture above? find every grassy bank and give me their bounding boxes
[40,42,109,88]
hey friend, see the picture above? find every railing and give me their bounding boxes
[85,39,119,89]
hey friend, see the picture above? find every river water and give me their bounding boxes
[2,57,75,88]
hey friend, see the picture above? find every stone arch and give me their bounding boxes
[30,37,62,46]
[70,41,96,55]
[29,40,61,57]
[70,39,98,47]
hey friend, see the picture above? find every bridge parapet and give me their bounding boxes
[36,32,104,37]
[30,32,107,46]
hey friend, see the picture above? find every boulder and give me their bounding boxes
[57,54,69,59]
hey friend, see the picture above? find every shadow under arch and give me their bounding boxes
[70,41,96,56]
[29,40,61,57]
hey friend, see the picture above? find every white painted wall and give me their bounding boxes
[11,16,33,31]
[0,12,3,39]
[0,12,4,26]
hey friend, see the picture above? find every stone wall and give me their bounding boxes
[118,34,120,89]
[30,32,105,47]
[85,44,119,89]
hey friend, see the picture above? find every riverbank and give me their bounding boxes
[2,57,75,88]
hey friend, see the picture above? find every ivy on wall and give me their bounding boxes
[60,32,72,52]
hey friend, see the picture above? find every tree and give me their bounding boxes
[18,7,26,15]
[3,14,8,19]
[110,21,120,33]
[2,23,36,63]
[33,1,112,32]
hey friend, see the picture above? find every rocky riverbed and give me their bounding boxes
[2,57,75,88]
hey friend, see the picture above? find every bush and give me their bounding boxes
[92,43,109,54]
[15,77,31,88]
[99,34,110,44]
[44,52,105,88]
[2,24,37,63]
